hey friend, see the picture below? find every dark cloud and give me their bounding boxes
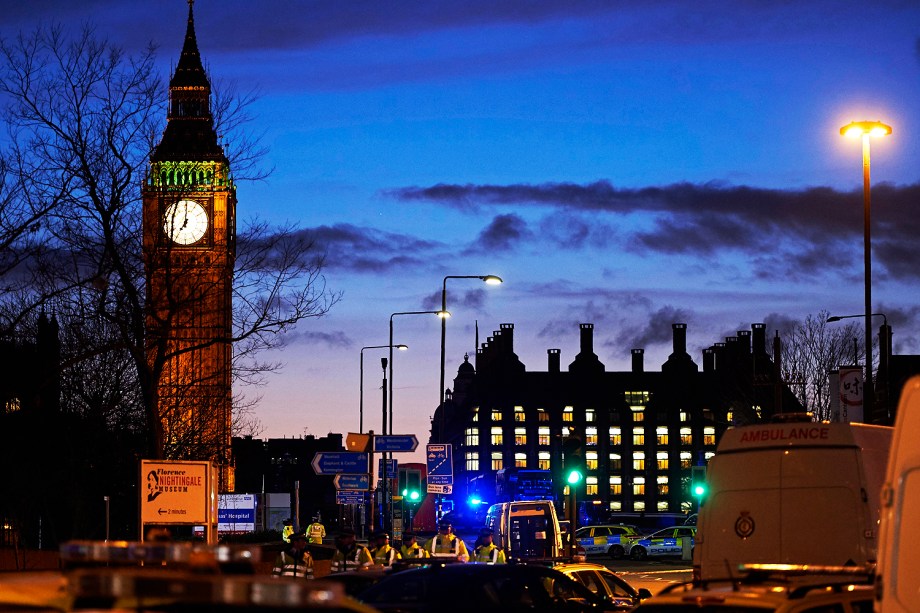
[285,329,352,349]
[389,180,920,282]
[467,214,531,253]
[298,223,442,274]
[614,306,695,350]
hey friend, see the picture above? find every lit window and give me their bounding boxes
[586,409,595,422]
[657,451,669,470]
[610,501,622,511]
[726,410,734,424]
[634,501,646,511]
[492,408,502,421]
[472,407,479,422]
[515,453,527,468]
[5,397,21,413]
[754,405,762,419]
[656,427,668,446]
[633,476,645,495]
[680,452,692,469]
[633,427,645,446]
[657,501,670,511]
[625,391,650,407]
[703,426,716,446]
[633,409,644,422]
[514,406,525,422]
[538,451,551,470]
[563,406,574,422]
[538,408,548,422]
[538,426,550,446]
[491,452,503,471]
[465,428,479,446]
[609,427,621,446]
[705,451,715,461]
[585,427,598,446]
[609,453,622,470]
[587,451,598,471]
[586,476,598,495]
[657,475,669,495]
[680,427,692,446]
[679,411,688,422]
[633,451,645,471]
[466,452,479,471]
[514,427,526,445]
[609,476,622,495]
[491,427,503,446]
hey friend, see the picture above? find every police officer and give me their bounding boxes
[424,520,469,562]
[370,531,401,566]
[400,532,430,560]
[281,518,295,544]
[306,516,326,545]
[331,528,374,572]
[272,531,314,578]
[472,527,506,564]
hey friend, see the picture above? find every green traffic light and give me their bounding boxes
[693,484,706,497]
[566,469,584,485]
[409,490,420,501]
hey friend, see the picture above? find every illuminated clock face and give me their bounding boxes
[164,199,208,245]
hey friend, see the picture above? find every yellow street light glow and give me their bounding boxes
[437,310,451,319]
[483,275,503,285]
[395,344,408,351]
[840,121,892,139]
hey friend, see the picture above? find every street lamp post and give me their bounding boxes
[840,120,891,423]
[360,344,407,434]
[438,275,502,442]
[388,311,446,435]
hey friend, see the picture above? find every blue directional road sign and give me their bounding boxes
[311,452,369,475]
[378,458,397,478]
[334,473,370,491]
[336,491,364,505]
[426,444,453,486]
[374,434,419,453]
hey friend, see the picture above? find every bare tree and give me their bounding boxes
[781,310,863,421]
[0,21,337,533]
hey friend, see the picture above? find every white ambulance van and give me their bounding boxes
[484,500,563,560]
[694,416,892,581]
[876,375,920,613]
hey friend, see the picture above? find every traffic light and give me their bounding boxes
[691,465,707,500]
[562,436,585,486]
[405,470,422,503]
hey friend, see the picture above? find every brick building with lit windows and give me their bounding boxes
[431,321,801,522]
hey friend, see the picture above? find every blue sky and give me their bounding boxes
[5,1,920,460]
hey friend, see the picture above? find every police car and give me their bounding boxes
[574,524,642,559]
[626,525,696,560]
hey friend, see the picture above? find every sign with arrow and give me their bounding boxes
[334,473,370,491]
[426,444,453,487]
[336,491,365,505]
[374,434,419,452]
[311,452,369,475]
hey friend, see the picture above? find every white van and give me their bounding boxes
[694,417,892,581]
[876,375,920,613]
[484,500,563,560]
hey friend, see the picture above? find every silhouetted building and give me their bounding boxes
[431,322,801,521]
[232,433,344,530]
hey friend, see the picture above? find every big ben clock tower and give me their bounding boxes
[143,1,236,491]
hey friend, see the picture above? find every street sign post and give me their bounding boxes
[378,458,397,478]
[374,435,419,452]
[426,444,453,488]
[334,473,370,491]
[336,491,364,505]
[311,452,369,475]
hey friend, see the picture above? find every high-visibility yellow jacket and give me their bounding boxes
[331,545,374,572]
[306,522,326,544]
[423,533,469,562]
[472,543,506,564]
[282,524,294,544]
[272,549,314,578]
[400,543,430,559]
[371,544,401,566]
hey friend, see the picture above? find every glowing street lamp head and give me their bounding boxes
[437,310,451,319]
[395,344,408,351]
[840,121,892,139]
[482,275,503,285]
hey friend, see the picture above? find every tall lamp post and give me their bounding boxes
[360,344,407,433]
[439,275,503,442]
[840,120,891,423]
